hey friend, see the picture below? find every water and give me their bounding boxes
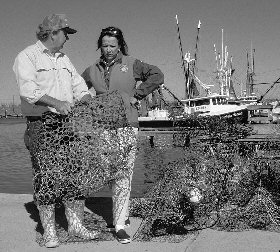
[0,121,32,194]
[0,120,186,197]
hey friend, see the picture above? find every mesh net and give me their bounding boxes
[25,92,280,243]
[27,90,137,206]
[129,109,280,241]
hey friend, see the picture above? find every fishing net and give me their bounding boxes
[26,92,280,243]
[26,90,137,206]
[129,110,280,241]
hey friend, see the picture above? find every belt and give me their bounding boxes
[26,116,42,122]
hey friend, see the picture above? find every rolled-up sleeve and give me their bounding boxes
[133,59,164,100]
[13,52,46,104]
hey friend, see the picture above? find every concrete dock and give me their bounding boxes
[1,193,280,252]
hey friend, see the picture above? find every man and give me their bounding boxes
[13,14,96,248]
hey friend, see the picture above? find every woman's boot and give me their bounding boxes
[64,200,99,240]
[37,204,59,248]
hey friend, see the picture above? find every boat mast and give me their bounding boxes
[193,20,201,77]
[12,95,15,114]
[246,50,255,97]
[221,29,226,96]
[183,20,201,99]
[175,15,202,100]
[190,20,201,98]
[251,41,255,96]
[215,29,233,97]
[222,28,224,77]
[175,15,188,99]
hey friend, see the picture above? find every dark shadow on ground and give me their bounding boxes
[24,201,69,235]
[24,197,115,245]
[85,197,113,225]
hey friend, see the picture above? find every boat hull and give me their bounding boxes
[139,119,174,128]
[139,108,248,129]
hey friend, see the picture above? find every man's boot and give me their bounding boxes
[64,200,99,240]
[37,204,59,248]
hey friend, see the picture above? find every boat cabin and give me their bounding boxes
[182,95,228,115]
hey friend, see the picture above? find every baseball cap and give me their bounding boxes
[40,14,77,34]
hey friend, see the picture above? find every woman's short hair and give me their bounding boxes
[98,26,129,55]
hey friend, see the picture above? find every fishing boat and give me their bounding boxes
[236,47,259,106]
[139,19,248,128]
[138,84,179,128]
[182,94,247,117]
[179,23,247,119]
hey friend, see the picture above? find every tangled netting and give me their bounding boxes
[27,90,137,206]
[130,109,280,242]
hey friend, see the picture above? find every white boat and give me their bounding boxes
[138,108,170,121]
[138,84,182,128]
[182,94,247,117]
[138,108,174,128]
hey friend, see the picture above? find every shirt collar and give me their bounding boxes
[36,40,48,53]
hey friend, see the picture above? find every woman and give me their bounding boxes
[81,26,164,244]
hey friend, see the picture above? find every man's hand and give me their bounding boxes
[36,95,73,115]
[130,97,140,110]
[54,101,73,115]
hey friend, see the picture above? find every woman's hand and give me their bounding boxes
[130,97,140,110]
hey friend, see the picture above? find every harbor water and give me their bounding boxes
[0,119,185,197]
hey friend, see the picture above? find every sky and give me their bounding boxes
[1,0,280,104]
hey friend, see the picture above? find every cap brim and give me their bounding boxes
[63,27,77,34]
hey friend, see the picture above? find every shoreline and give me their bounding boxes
[0,117,26,124]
